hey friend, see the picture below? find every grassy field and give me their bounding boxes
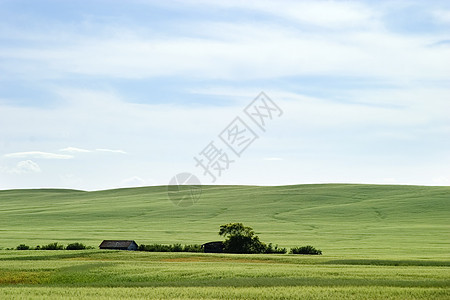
[0,250,448,299]
[0,184,448,257]
[0,184,449,299]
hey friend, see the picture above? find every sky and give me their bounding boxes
[0,0,449,190]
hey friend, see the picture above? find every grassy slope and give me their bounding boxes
[0,184,449,258]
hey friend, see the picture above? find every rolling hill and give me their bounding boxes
[0,184,448,258]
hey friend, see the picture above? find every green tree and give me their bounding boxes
[219,223,266,254]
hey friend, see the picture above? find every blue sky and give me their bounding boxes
[0,0,449,190]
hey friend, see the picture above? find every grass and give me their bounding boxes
[0,251,448,299]
[2,286,448,300]
[0,184,449,298]
[0,184,448,258]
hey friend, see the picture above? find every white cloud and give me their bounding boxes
[60,147,91,153]
[60,146,127,155]
[280,1,376,28]
[96,149,127,154]
[160,0,377,29]
[119,176,159,188]
[1,5,449,83]
[121,176,146,187]
[0,1,449,189]
[15,160,41,173]
[0,85,449,189]
[433,9,450,23]
[0,160,42,174]
[3,151,73,159]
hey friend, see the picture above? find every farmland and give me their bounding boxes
[0,251,449,299]
[0,184,449,299]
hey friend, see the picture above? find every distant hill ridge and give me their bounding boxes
[0,184,449,257]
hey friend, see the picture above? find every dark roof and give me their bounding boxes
[202,241,224,246]
[99,240,137,248]
[202,241,224,253]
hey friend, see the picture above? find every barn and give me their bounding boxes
[202,241,224,253]
[99,240,138,251]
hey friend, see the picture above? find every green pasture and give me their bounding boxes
[0,184,449,298]
[0,251,448,299]
[0,184,448,258]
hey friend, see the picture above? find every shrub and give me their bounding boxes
[290,245,322,255]
[66,242,86,250]
[40,242,64,250]
[264,243,287,254]
[16,244,30,250]
[172,243,183,252]
[183,244,202,252]
[138,244,171,252]
[138,243,203,252]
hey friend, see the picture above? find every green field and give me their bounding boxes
[0,251,449,299]
[0,184,449,299]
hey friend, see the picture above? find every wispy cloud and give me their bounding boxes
[95,149,127,154]
[4,151,73,159]
[433,9,450,23]
[60,147,126,155]
[1,3,449,83]
[1,0,449,189]
[60,147,91,153]
[179,0,377,29]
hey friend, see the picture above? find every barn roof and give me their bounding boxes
[99,240,137,248]
[202,241,223,246]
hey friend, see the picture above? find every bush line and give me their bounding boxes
[11,242,321,254]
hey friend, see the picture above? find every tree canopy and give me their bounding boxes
[218,223,266,254]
